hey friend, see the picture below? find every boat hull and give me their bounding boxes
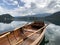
[0,21,47,45]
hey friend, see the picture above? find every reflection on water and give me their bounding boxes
[0,21,28,34]
[40,24,60,45]
[0,20,13,24]
[40,35,49,45]
[0,20,60,45]
[45,24,60,45]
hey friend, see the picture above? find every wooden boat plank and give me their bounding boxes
[30,27,46,45]
[15,25,47,45]
[19,33,40,45]
[0,36,10,45]
[18,24,47,45]
[23,29,37,33]
[15,32,33,45]
[7,32,17,45]
[0,32,10,38]
[13,30,23,41]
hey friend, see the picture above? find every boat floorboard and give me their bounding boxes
[18,33,40,45]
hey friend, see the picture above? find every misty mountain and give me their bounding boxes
[45,11,60,25]
[26,13,51,17]
[0,14,13,19]
[16,13,51,18]
[14,11,60,26]
[0,11,60,25]
[14,13,51,21]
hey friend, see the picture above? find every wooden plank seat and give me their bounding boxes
[13,29,23,41]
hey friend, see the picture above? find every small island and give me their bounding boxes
[0,14,14,23]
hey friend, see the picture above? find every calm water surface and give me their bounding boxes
[0,21,60,45]
[0,21,28,34]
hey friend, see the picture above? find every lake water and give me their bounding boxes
[0,21,60,45]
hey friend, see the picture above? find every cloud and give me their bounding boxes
[45,23,60,45]
[0,0,60,16]
[46,23,60,40]
[3,0,18,5]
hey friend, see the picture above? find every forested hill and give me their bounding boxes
[44,11,60,25]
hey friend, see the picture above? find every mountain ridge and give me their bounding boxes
[44,11,60,25]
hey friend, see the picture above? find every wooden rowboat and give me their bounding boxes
[0,21,48,45]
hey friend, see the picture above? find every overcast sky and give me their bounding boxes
[0,0,60,16]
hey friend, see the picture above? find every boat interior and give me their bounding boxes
[0,21,45,45]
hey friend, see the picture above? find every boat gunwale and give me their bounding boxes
[0,24,47,39]
[30,24,48,45]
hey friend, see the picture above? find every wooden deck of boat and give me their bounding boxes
[0,21,47,45]
[19,33,40,45]
[0,29,40,45]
